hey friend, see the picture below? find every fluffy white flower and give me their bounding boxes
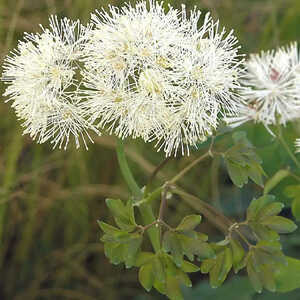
[2,15,99,149]
[226,42,300,129]
[82,1,243,156]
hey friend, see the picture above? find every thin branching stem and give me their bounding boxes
[171,187,232,234]
[169,152,210,184]
[235,229,253,248]
[276,123,300,169]
[158,184,169,222]
[157,183,170,243]
[169,137,216,184]
[139,219,173,234]
[147,157,171,188]
[228,223,253,248]
[288,170,300,182]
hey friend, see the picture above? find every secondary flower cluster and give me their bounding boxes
[2,1,300,155]
[224,42,300,152]
[1,1,243,156]
[226,42,300,130]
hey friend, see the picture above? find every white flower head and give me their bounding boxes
[82,0,243,156]
[227,42,300,130]
[2,15,99,149]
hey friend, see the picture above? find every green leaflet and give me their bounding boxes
[247,195,276,221]
[176,215,202,232]
[208,248,232,288]
[264,169,290,195]
[137,252,198,299]
[224,132,266,188]
[292,198,300,221]
[105,198,136,231]
[101,226,143,268]
[162,215,214,267]
[256,202,284,220]
[249,222,280,242]
[275,257,300,292]
[139,263,154,292]
[261,216,298,234]
[230,239,245,273]
[163,231,183,267]
[201,244,233,288]
[247,254,263,293]
[98,199,142,268]
[284,185,300,220]
[246,195,296,241]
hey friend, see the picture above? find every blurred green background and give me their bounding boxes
[1,0,300,299]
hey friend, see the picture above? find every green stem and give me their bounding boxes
[171,187,232,234]
[228,223,253,248]
[115,139,160,252]
[144,186,163,204]
[277,124,300,169]
[134,186,162,207]
[138,203,160,252]
[289,171,300,182]
[158,185,169,222]
[116,139,143,201]
[169,152,210,184]
[144,157,171,195]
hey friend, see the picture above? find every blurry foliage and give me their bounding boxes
[0,0,300,299]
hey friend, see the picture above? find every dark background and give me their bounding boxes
[0,0,300,299]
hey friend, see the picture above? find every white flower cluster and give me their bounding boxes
[82,2,242,156]
[226,42,300,130]
[2,16,99,150]
[2,1,243,156]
